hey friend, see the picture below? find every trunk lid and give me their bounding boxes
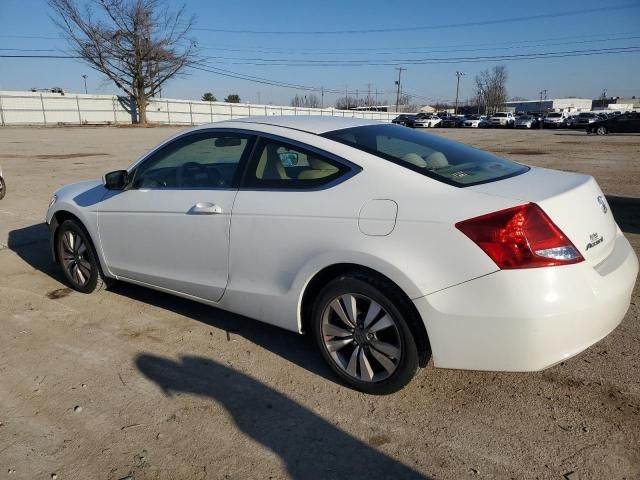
[470,167,617,266]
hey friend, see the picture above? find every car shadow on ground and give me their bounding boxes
[136,353,431,480]
[6,223,337,384]
[607,196,640,234]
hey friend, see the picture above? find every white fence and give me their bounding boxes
[0,90,396,126]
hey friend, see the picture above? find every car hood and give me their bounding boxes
[56,179,101,197]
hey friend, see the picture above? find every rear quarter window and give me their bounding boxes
[323,124,529,187]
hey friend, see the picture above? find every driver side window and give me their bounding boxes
[132,132,254,189]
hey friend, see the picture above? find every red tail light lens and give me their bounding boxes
[455,203,584,269]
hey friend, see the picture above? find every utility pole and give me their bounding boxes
[321,87,324,109]
[395,67,406,112]
[539,89,547,129]
[345,85,348,110]
[367,83,371,108]
[82,74,88,94]
[375,88,378,109]
[454,71,465,115]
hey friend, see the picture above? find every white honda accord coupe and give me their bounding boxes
[46,116,638,394]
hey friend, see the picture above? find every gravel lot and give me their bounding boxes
[0,126,638,480]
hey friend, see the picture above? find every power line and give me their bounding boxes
[187,4,638,35]
[195,46,640,66]
[2,46,639,66]
[187,33,640,56]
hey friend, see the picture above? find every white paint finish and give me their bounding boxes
[471,168,618,265]
[358,199,398,236]
[46,117,639,372]
[415,233,638,371]
[97,188,237,302]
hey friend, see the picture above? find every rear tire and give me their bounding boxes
[0,176,5,200]
[596,126,608,135]
[56,219,112,293]
[311,272,421,394]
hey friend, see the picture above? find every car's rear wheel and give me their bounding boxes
[312,273,420,394]
[0,176,6,200]
[56,219,110,293]
[596,126,608,135]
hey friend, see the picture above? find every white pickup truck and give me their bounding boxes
[489,112,515,128]
[543,112,570,128]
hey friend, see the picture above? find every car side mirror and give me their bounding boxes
[278,152,299,167]
[103,170,129,190]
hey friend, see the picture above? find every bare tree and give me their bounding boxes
[290,94,320,108]
[335,96,359,110]
[474,65,508,114]
[48,0,197,124]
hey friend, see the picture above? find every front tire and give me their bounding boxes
[56,219,110,293]
[0,176,5,200]
[596,126,608,135]
[311,273,420,394]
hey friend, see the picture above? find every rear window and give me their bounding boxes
[322,124,529,187]
[547,113,562,118]
[494,113,507,117]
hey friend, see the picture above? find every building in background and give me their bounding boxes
[503,98,593,113]
[609,97,640,111]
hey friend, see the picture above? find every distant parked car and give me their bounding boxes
[440,115,466,128]
[515,115,539,129]
[574,112,601,129]
[490,112,516,128]
[0,166,5,200]
[543,112,569,128]
[586,112,640,135]
[462,115,490,128]
[392,114,417,127]
[413,114,442,128]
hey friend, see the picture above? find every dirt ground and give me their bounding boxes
[0,126,638,480]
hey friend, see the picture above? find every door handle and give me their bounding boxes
[189,202,223,215]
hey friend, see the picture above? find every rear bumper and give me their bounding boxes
[414,233,638,371]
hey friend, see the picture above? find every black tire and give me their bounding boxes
[595,126,608,136]
[0,176,5,200]
[56,219,112,293]
[311,272,421,394]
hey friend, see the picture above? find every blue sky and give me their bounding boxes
[1,0,639,106]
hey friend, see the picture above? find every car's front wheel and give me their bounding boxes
[0,176,6,200]
[596,126,608,135]
[56,219,110,293]
[312,273,420,394]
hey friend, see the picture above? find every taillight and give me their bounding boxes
[455,203,584,269]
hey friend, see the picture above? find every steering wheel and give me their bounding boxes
[178,162,211,188]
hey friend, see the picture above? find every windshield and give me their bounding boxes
[518,115,532,120]
[322,124,529,187]
[493,113,507,117]
[547,113,562,118]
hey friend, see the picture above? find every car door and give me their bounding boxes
[226,136,358,329]
[609,114,631,133]
[97,130,256,302]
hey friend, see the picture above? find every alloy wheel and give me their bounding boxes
[321,293,402,382]
[60,230,92,287]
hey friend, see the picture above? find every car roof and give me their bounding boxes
[223,115,382,134]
